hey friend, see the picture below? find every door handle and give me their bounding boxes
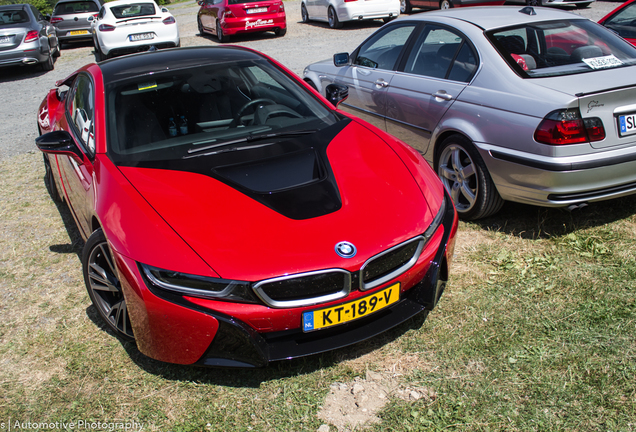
[374,79,389,88]
[433,91,453,101]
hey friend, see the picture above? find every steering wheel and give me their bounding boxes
[234,98,277,126]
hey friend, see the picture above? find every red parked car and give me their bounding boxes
[35,46,457,367]
[197,0,285,43]
[598,0,636,47]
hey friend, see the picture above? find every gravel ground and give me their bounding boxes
[0,0,623,161]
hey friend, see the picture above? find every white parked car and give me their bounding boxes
[301,0,400,29]
[91,0,179,60]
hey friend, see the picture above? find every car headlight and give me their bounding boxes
[139,264,258,303]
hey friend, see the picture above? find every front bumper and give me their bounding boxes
[117,190,457,367]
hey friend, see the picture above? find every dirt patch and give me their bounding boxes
[317,370,436,432]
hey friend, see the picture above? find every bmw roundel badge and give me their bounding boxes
[335,241,357,258]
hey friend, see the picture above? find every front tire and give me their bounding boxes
[436,135,503,220]
[83,229,134,341]
[439,0,453,9]
[400,0,412,14]
[328,6,343,29]
[197,16,205,35]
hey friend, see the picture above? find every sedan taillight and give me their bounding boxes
[534,109,605,145]
[24,30,39,43]
[162,16,175,24]
[50,17,63,23]
[98,24,116,31]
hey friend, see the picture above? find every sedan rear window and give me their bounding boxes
[54,1,100,15]
[110,3,156,19]
[0,10,29,24]
[487,19,636,77]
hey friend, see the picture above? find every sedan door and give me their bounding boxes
[385,24,476,155]
[335,22,418,131]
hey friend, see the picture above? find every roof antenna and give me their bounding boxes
[519,6,536,15]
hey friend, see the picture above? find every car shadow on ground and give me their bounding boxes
[470,194,636,240]
[84,303,430,387]
[0,63,56,83]
[296,19,386,30]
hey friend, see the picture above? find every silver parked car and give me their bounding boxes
[304,6,636,219]
[0,4,59,71]
[51,0,102,45]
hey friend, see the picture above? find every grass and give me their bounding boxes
[0,151,635,431]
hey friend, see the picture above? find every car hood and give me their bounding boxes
[118,120,434,281]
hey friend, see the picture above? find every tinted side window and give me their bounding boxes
[404,26,475,81]
[68,74,96,156]
[354,24,416,71]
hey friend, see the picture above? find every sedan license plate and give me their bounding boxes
[619,113,636,137]
[0,36,12,44]
[69,30,89,36]
[302,283,400,332]
[129,32,154,41]
[247,7,268,13]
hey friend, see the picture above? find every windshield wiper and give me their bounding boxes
[185,130,317,158]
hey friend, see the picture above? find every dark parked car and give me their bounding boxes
[0,4,59,70]
[51,0,102,45]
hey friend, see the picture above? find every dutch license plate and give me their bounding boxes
[69,30,89,36]
[129,32,154,41]
[247,7,268,13]
[619,113,636,137]
[0,36,12,44]
[302,283,400,332]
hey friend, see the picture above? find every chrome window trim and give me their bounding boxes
[253,268,351,309]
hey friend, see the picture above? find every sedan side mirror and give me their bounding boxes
[325,84,348,107]
[333,52,350,67]
[36,130,84,164]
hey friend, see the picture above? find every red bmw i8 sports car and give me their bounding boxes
[36,46,457,367]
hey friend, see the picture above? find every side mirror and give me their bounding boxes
[36,130,84,163]
[325,84,348,108]
[333,52,350,67]
[161,7,168,12]
[88,15,94,21]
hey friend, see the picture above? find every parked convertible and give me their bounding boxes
[304,6,636,220]
[35,46,457,367]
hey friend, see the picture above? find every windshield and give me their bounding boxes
[106,59,341,166]
[110,3,156,19]
[487,19,636,78]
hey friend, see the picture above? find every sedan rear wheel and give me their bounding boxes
[40,51,54,71]
[301,4,310,22]
[400,0,412,13]
[216,20,229,43]
[42,154,62,203]
[83,229,134,341]
[436,135,503,220]
[440,0,453,9]
[328,6,343,29]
